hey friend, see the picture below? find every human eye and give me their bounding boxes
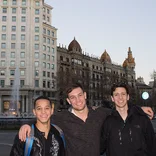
[70,96,75,100]
[36,107,41,111]
[45,107,50,110]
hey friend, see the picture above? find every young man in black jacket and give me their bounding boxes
[101,83,156,156]
[18,83,154,156]
[10,96,65,156]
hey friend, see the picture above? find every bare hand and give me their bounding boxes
[18,124,31,141]
[141,106,154,119]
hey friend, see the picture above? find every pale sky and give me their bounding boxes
[45,0,156,84]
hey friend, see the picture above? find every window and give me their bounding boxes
[12,0,16,5]
[52,31,54,37]
[10,70,15,76]
[43,71,46,77]
[20,52,25,58]
[35,35,39,41]
[11,34,16,40]
[12,8,16,13]
[47,17,49,22]
[47,63,50,69]
[0,70,5,76]
[47,38,50,44]
[52,40,54,45]
[35,44,39,50]
[35,61,39,67]
[47,55,50,61]
[10,60,15,66]
[22,0,26,5]
[35,52,39,59]
[43,28,46,34]
[43,81,46,88]
[21,8,26,14]
[11,52,15,58]
[0,80,5,87]
[35,1,40,6]
[21,16,26,22]
[21,43,25,49]
[35,27,39,32]
[35,17,39,23]
[20,61,25,67]
[1,43,6,49]
[3,0,7,5]
[52,56,54,61]
[35,9,39,15]
[35,70,39,76]
[2,16,7,22]
[20,80,25,86]
[10,80,14,86]
[43,37,46,43]
[21,26,25,32]
[43,54,46,60]
[2,25,6,31]
[21,34,25,40]
[47,46,50,52]
[47,9,50,14]
[47,81,50,88]
[43,15,45,20]
[51,64,54,70]
[1,52,5,58]
[35,80,39,87]
[20,70,25,76]
[2,8,7,13]
[12,16,16,22]
[47,30,50,35]
[11,43,16,49]
[12,26,16,31]
[43,62,46,68]
[52,48,55,53]
[43,45,46,51]
[47,72,50,77]
[2,34,6,40]
[1,60,5,67]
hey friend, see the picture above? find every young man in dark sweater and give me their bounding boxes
[18,83,154,156]
[10,96,65,156]
[101,83,156,156]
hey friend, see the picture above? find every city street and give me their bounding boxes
[0,130,17,156]
[0,120,156,156]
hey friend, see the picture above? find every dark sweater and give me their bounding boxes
[101,105,156,156]
[52,107,110,156]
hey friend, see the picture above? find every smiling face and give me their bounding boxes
[111,87,129,110]
[33,99,53,124]
[67,87,87,112]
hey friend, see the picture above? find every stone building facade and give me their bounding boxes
[0,0,57,114]
[57,38,136,108]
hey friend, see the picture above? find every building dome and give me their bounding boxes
[68,37,82,52]
[100,50,112,63]
[122,47,135,68]
[123,59,129,67]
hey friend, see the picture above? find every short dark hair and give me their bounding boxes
[111,82,129,96]
[66,82,85,97]
[34,96,51,108]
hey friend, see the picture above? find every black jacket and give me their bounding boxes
[101,105,156,156]
[10,124,65,156]
[52,106,111,156]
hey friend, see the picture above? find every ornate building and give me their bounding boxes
[57,38,136,108]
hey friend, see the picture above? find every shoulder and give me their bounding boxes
[92,107,112,122]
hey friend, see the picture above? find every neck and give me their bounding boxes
[72,106,89,122]
[116,105,128,121]
[36,120,51,139]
